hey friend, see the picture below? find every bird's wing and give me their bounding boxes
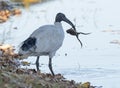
[29,25,64,53]
[30,25,55,37]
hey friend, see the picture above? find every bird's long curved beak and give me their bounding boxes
[63,17,76,31]
[63,17,83,47]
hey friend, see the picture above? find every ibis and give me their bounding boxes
[19,13,76,76]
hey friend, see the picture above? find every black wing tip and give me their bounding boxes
[21,37,36,51]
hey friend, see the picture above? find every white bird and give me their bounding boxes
[19,13,75,76]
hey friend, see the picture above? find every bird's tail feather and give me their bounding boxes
[20,37,36,51]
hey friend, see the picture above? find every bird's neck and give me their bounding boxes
[54,22,63,29]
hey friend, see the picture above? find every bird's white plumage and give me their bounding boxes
[18,13,75,75]
[19,22,65,58]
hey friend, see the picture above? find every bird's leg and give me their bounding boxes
[36,56,40,71]
[49,58,55,76]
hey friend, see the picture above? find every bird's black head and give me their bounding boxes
[55,13,66,22]
[55,13,76,30]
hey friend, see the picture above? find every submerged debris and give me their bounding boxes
[102,29,120,35]
[110,40,120,45]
